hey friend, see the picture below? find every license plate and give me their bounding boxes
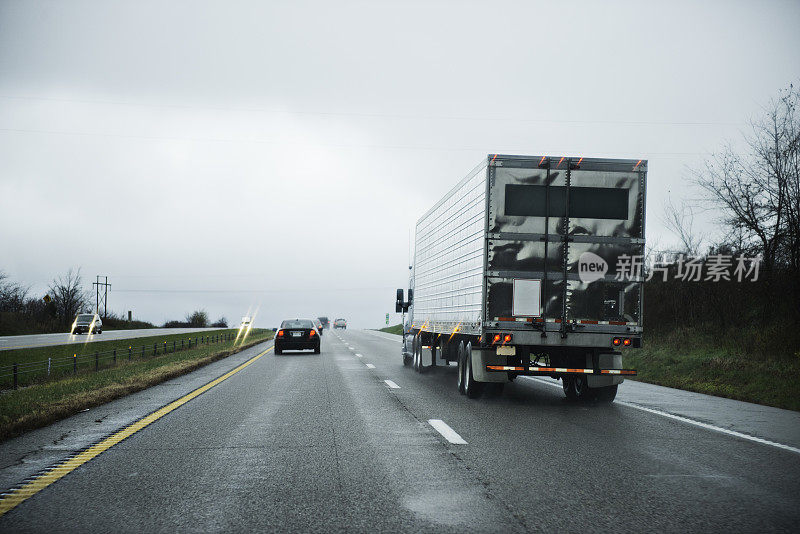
[291,332,302,337]
[497,346,516,356]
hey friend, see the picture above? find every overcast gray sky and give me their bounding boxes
[1,0,798,329]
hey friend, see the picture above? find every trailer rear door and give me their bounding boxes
[485,155,646,333]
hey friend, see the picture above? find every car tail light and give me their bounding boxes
[503,334,513,343]
[309,329,316,337]
[278,330,284,337]
[622,338,631,346]
[612,337,621,346]
[493,334,501,344]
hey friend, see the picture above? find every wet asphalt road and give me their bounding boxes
[0,329,798,533]
[0,328,223,351]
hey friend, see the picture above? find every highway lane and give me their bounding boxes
[0,327,224,351]
[1,329,798,532]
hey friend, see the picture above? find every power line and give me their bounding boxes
[0,94,743,127]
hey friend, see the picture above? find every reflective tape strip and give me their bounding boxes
[600,369,637,375]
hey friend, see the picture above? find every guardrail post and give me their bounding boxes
[13,363,18,389]
[95,352,99,371]
[73,354,77,374]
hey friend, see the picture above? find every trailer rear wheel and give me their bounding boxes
[463,342,483,399]
[456,341,466,394]
[413,336,425,373]
[591,384,618,403]
[563,376,589,401]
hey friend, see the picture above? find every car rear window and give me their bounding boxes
[281,320,314,329]
[77,314,95,321]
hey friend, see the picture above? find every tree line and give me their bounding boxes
[0,268,227,335]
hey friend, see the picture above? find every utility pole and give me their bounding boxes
[93,275,111,318]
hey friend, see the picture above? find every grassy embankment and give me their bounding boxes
[0,328,273,441]
[626,327,800,412]
[379,324,404,335]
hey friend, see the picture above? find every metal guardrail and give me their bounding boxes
[0,332,242,390]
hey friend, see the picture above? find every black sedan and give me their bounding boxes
[275,319,321,355]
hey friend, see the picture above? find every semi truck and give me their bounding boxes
[396,154,646,402]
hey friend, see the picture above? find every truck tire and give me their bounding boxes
[456,341,466,394]
[563,375,590,401]
[463,342,484,399]
[591,384,618,403]
[403,337,413,367]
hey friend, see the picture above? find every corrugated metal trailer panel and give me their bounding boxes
[413,160,488,335]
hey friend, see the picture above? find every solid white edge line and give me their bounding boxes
[365,363,375,369]
[428,419,467,444]
[523,377,800,455]
[384,379,400,389]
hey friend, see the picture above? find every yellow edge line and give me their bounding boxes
[0,344,273,517]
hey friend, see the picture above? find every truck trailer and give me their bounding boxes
[396,154,646,402]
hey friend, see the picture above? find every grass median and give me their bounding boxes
[625,327,800,412]
[379,324,404,335]
[0,328,273,441]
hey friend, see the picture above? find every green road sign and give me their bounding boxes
[385,313,389,325]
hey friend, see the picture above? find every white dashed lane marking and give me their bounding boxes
[428,419,467,445]
[384,380,400,389]
[365,363,375,369]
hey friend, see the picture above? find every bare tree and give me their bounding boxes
[49,268,90,324]
[662,198,707,256]
[0,270,30,313]
[693,84,800,272]
[185,309,209,327]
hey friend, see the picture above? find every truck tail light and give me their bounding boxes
[612,337,621,346]
[622,338,631,346]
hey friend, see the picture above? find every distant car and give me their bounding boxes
[313,318,324,335]
[333,318,347,329]
[275,319,321,355]
[71,313,102,335]
[318,316,330,330]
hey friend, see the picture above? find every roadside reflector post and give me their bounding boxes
[128,346,132,361]
[153,343,156,356]
[13,363,18,389]
[47,357,51,377]
[164,341,167,354]
[141,346,144,359]
[113,349,116,364]
[173,340,175,352]
[73,354,77,374]
[181,339,184,350]
[95,352,99,371]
